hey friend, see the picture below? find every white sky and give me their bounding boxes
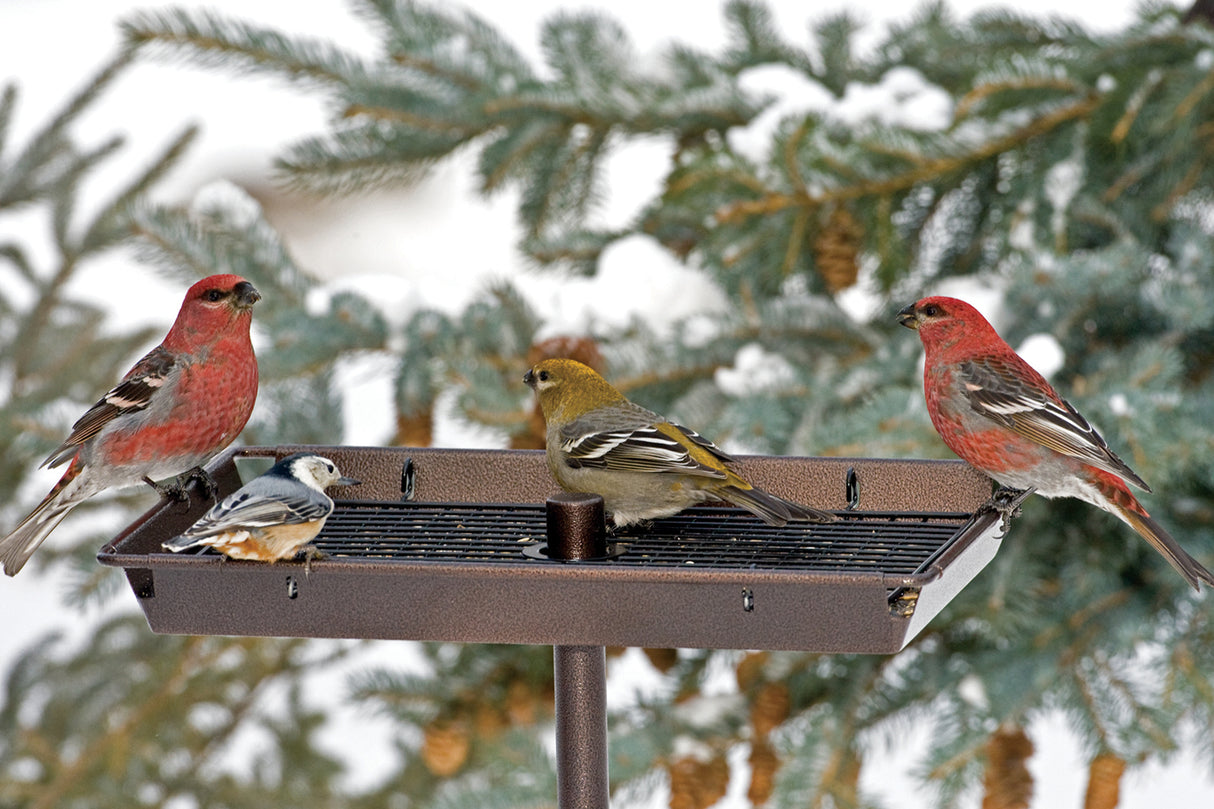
[4,2,1213,808]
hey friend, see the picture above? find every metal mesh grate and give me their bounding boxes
[165,499,972,577]
[613,508,968,575]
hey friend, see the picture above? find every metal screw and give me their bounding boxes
[401,457,416,501]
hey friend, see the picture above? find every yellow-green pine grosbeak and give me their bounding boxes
[0,275,260,576]
[899,295,1214,590]
[164,453,359,562]
[523,358,835,527]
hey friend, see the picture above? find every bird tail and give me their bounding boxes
[0,460,85,576]
[1108,499,1214,592]
[162,533,203,552]
[720,483,836,527]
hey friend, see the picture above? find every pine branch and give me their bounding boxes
[955,74,1086,120]
[0,83,16,163]
[121,7,370,87]
[28,635,219,809]
[715,94,1100,224]
[812,13,864,95]
[721,0,809,72]
[47,136,126,252]
[355,0,533,88]
[275,125,444,195]
[80,124,199,254]
[0,242,36,283]
[0,55,130,210]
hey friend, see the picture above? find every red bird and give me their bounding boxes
[898,295,1214,590]
[0,274,261,576]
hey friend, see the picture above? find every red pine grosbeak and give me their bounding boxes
[0,274,261,576]
[163,453,359,562]
[523,358,835,527]
[898,295,1214,590]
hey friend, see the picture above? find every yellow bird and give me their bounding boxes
[524,358,834,527]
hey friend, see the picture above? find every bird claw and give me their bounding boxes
[300,544,324,577]
[182,466,220,501]
[144,475,191,503]
[978,486,1035,533]
[144,467,219,503]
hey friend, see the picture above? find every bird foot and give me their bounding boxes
[978,486,1035,533]
[181,466,219,501]
[144,467,219,503]
[144,475,191,503]
[300,544,325,577]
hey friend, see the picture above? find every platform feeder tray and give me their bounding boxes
[99,444,1012,654]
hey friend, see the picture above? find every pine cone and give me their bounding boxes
[394,408,433,447]
[812,207,862,294]
[981,725,1035,809]
[474,701,509,738]
[668,754,730,809]
[643,647,679,673]
[735,651,770,692]
[421,720,471,777]
[747,739,780,805]
[750,682,790,739]
[1083,753,1126,809]
[506,679,538,726]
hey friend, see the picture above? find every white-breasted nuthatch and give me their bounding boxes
[163,453,359,562]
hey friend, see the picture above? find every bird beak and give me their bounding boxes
[233,281,262,310]
[896,303,921,330]
[334,476,361,487]
[523,368,536,388]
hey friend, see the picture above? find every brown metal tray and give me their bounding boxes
[98,445,1009,653]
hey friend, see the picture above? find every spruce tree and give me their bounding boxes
[3,1,1214,807]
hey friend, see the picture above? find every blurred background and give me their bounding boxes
[2,1,1213,807]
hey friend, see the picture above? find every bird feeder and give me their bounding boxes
[100,444,1021,809]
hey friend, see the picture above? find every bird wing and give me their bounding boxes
[558,419,730,479]
[181,483,333,539]
[43,345,178,468]
[957,357,1150,491]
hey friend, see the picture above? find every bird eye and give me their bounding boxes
[538,370,549,382]
[923,304,940,317]
[327,464,335,474]
[203,289,226,302]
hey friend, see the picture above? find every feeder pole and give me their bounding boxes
[546,493,610,809]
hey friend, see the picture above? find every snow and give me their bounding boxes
[332,352,399,446]
[835,257,886,323]
[834,66,954,131]
[605,647,670,708]
[728,64,952,164]
[1045,156,1084,241]
[958,673,990,709]
[714,343,798,395]
[1017,333,1066,379]
[531,234,728,339]
[5,1,1212,808]
[729,64,837,161]
[190,179,266,226]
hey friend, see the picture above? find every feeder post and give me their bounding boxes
[546,493,610,809]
